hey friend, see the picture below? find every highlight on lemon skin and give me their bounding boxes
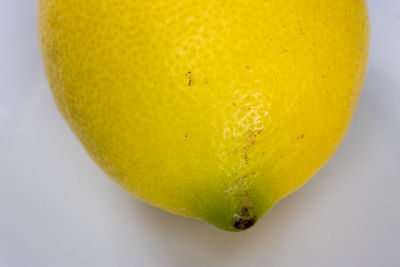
[38,0,370,231]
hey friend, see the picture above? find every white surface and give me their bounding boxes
[1,1,399,266]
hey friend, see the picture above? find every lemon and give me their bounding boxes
[38,0,369,231]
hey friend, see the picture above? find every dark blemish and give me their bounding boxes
[248,107,251,111]
[241,207,249,216]
[297,134,305,139]
[244,147,248,164]
[280,154,286,159]
[246,66,250,70]
[234,217,256,231]
[185,71,192,86]
[251,171,256,175]
[243,130,259,162]
[50,50,59,63]
[257,130,262,135]
[184,134,189,139]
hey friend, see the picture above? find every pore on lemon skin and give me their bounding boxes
[38,0,369,231]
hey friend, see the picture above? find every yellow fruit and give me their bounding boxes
[38,0,369,231]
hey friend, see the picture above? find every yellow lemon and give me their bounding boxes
[38,0,369,231]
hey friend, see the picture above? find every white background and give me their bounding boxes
[1,1,399,266]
